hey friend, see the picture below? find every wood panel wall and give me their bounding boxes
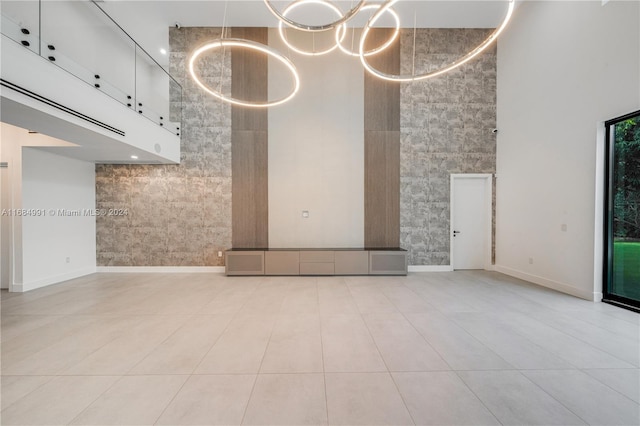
[364,28,401,247]
[231,27,269,248]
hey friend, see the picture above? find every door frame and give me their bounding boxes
[602,109,640,312]
[450,173,493,270]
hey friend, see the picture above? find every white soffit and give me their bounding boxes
[100,0,513,66]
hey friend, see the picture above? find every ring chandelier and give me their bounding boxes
[359,0,516,82]
[264,0,365,31]
[188,38,300,108]
[278,0,347,56]
[335,3,400,58]
[188,0,515,107]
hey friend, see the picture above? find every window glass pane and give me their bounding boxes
[610,112,640,304]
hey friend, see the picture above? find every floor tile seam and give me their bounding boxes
[369,281,405,314]
[514,369,596,425]
[223,277,263,320]
[316,282,331,426]
[0,314,80,348]
[187,302,243,375]
[397,310,455,371]
[344,288,388,367]
[150,373,193,425]
[404,309,516,370]
[6,291,128,317]
[555,315,640,348]
[554,327,639,368]
[481,278,560,314]
[115,314,194,377]
[395,282,440,312]
[65,374,125,425]
[505,298,640,347]
[0,375,56,414]
[484,308,639,369]
[1,316,116,375]
[239,297,281,426]
[238,368,263,424]
[72,287,161,316]
[3,333,119,377]
[443,310,583,370]
[125,312,202,373]
[575,368,640,407]
[385,371,417,426]
[450,369,505,425]
[597,309,640,327]
[358,307,416,425]
[0,288,78,310]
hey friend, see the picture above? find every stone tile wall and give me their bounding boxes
[96,28,232,266]
[399,29,497,265]
[96,27,497,267]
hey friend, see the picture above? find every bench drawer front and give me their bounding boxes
[300,262,334,275]
[299,250,334,263]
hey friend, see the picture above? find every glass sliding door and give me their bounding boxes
[604,110,640,311]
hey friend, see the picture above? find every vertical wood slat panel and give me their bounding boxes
[364,28,401,132]
[365,131,400,247]
[231,27,269,248]
[231,28,268,130]
[364,28,401,247]
[232,131,269,248]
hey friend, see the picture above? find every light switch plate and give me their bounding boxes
[302,210,309,218]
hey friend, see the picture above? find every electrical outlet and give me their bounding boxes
[528,257,533,265]
[561,224,567,232]
[217,251,223,258]
[302,210,309,218]
[66,257,70,263]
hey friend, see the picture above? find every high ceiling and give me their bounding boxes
[98,1,512,66]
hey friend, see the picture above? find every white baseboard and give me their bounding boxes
[408,265,454,272]
[16,267,97,292]
[97,266,226,273]
[494,265,597,301]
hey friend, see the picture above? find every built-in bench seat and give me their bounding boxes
[225,248,407,276]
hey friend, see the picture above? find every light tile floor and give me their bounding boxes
[1,271,639,425]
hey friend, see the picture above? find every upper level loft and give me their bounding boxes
[0,0,181,164]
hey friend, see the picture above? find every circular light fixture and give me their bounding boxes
[130,155,139,160]
[279,0,347,56]
[359,0,516,82]
[189,38,300,108]
[265,0,365,32]
[160,48,167,55]
[335,4,400,57]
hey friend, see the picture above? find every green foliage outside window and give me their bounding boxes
[613,116,640,240]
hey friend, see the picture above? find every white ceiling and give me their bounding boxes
[98,1,512,66]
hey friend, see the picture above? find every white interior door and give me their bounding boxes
[451,175,491,270]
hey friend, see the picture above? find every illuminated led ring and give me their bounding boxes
[335,4,400,57]
[360,0,516,82]
[279,0,347,56]
[265,0,365,32]
[189,39,300,108]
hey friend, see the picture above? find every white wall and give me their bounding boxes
[496,0,640,300]
[21,148,96,291]
[268,28,365,248]
[1,122,95,292]
[0,142,11,289]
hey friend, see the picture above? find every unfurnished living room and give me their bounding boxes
[0,1,639,425]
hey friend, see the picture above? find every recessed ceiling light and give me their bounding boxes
[130,155,138,160]
[160,48,167,55]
